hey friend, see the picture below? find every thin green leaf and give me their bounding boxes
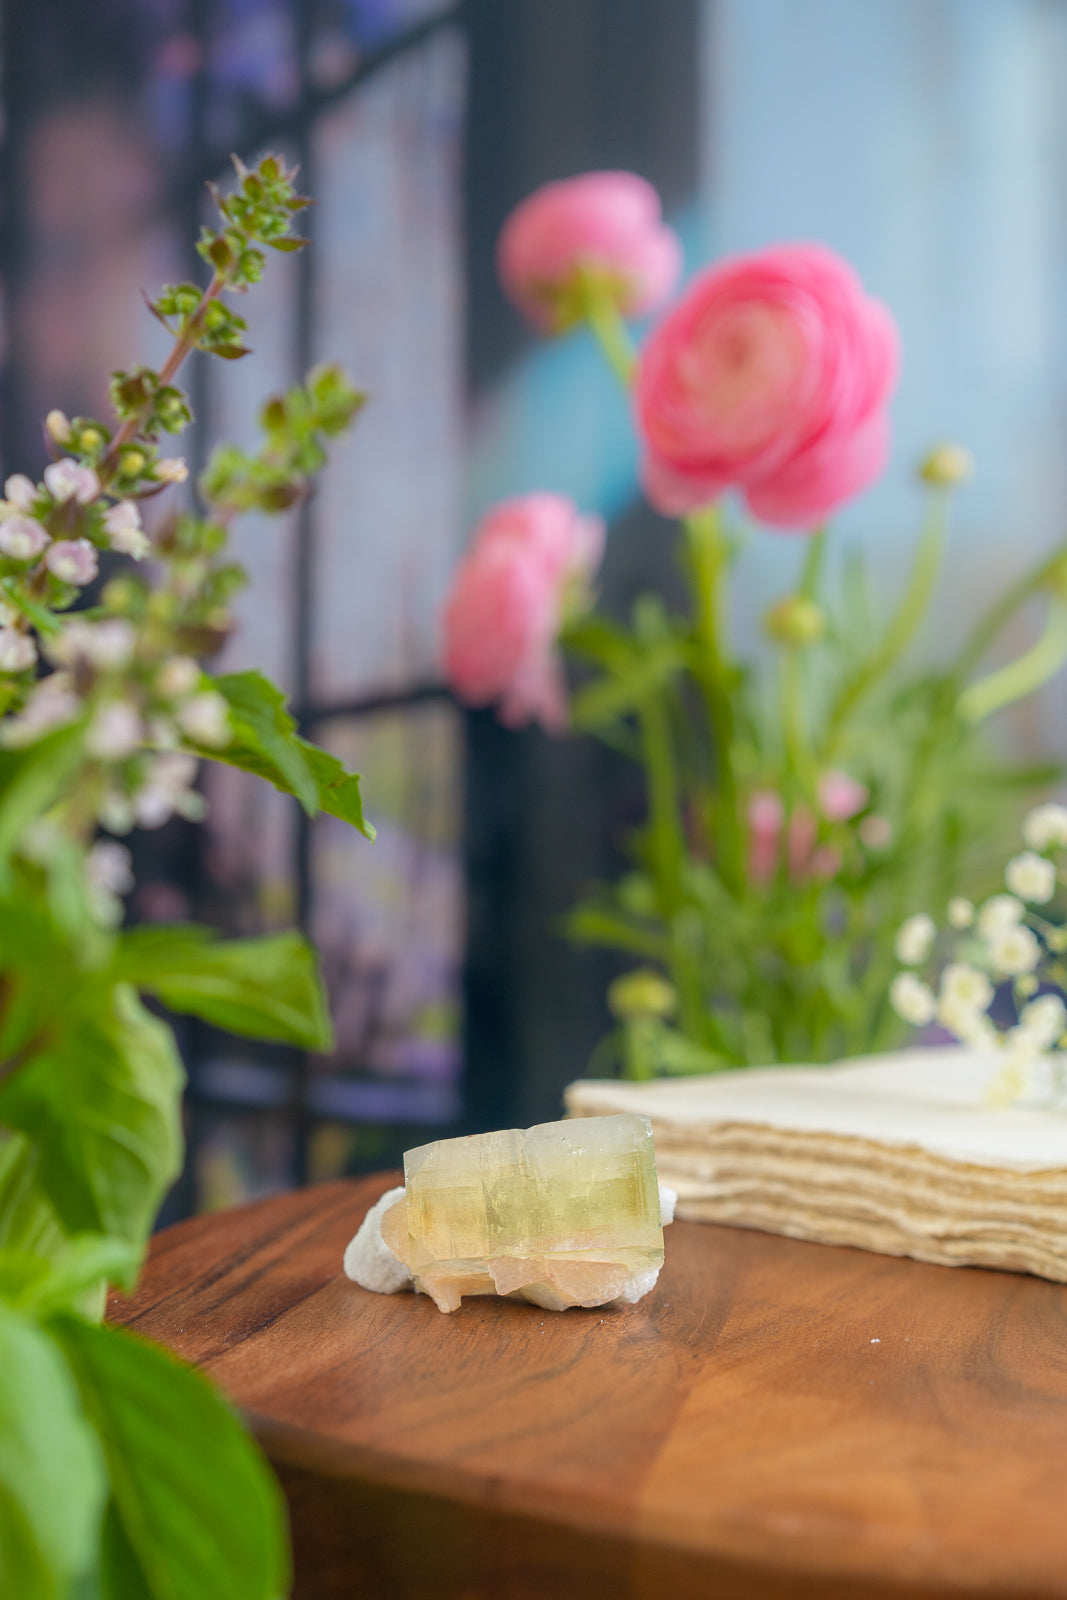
[54,1318,290,1600]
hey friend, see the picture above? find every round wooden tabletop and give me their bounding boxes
[110,1173,1067,1600]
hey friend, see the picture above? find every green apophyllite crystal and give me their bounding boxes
[399,1112,664,1312]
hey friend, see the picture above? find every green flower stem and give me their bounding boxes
[953,542,1067,683]
[578,283,637,387]
[958,601,1067,723]
[100,272,226,480]
[637,695,707,1039]
[823,489,949,758]
[780,529,827,793]
[683,506,743,894]
[799,527,827,598]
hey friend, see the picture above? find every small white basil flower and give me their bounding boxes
[1021,801,1067,852]
[1,675,82,747]
[0,515,49,560]
[103,500,150,560]
[155,656,201,700]
[134,751,202,828]
[85,702,143,761]
[49,618,136,671]
[946,896,974,929]
[1004,850,1057,905]
[46,539,99,586]
[3,475,37,512]
[176,690,230,748]
[44,459,100,505]
[987,923,1041,978]
[86,839,134,897]
[895,912,935,966]
[890,971,936,1026]
[154,457,189,485]
[0,629,37,673]
[976,893,1025,940]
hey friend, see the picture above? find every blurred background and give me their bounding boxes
[2,0,1067,1215]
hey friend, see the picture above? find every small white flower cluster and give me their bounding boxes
[889,802,1067,1105]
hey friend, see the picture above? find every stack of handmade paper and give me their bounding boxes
[565,1048,1067,1283]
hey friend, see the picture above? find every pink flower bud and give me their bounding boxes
[635,243,899,528]
[0,516,49,560]
[443,495,604,732]
[44,459,100,505]
[818,769,869,823]
[497,172,682,332]
[0,629,36,673]
[747,791,784,885]
[46,539,99,586]
[4,475,37,512]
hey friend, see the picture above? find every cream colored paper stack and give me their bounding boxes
[565,1048,1067,1282]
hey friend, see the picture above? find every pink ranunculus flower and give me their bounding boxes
[497,172,682,333]
[635,242,899,530]
[443,495,604,733]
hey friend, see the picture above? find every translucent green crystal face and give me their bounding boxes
[402,1112,663,1278]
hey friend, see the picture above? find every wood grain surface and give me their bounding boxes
[110,1173,1067,1600]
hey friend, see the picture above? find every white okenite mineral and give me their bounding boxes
[343,1113,673,1314]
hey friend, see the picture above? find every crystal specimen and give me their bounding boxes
[375,1112,664,1313]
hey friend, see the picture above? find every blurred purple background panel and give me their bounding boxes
[310,28,466,702]
[308,703,463,1108]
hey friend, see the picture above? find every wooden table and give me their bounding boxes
[110,1173,1067,1600]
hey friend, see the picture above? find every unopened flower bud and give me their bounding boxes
[45,409,72,445]
[0,516,49,560]
[103,500,150,560]
[46,539,99,586]
[154,457,189,485]
[44,459,100,505]
[919,443,973,488]
[4,475,37,512]
[175,690,230,748]
[77,426,104,453]
[0,629,36,673]
[764,595,826,647]
[607,968,678,1021]
[119,450,147,479]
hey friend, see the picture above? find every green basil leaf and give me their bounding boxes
[0,1303,106,1599]
[54,1318,290,1600]
[0,988,183,1248]
[0,1235,140,1314]
[0,724,86,887]
[114,924,333,1050]
[204,670,374,837]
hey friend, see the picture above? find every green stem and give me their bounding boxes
[953,543,1067,683]
[582,290,636,387]
[683,507,743,893]
[780,648,813,792]
[799,528,827,599]
[823,490,949,758]
[958,602,1067,723]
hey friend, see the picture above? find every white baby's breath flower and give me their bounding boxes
[0,515,48,560]
[103,500,150,560]
[1022,802,1067,852]
[895,912,936,966]
[3,475,37,512]
[1017,993,1067,1050]
[977,894,1025,940]
[44,459,99,505]
[937,992,999,1050]
[86,702,143,761]
[939,962,994,1013]
[155,656,201,700]
[0,629,36,673]
[175,691,230,749]
[987,923,1041,978]
[947,897,974,929]
[890,971,936,1027]
[1005,850,1057,905]
[154,457,189,485]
